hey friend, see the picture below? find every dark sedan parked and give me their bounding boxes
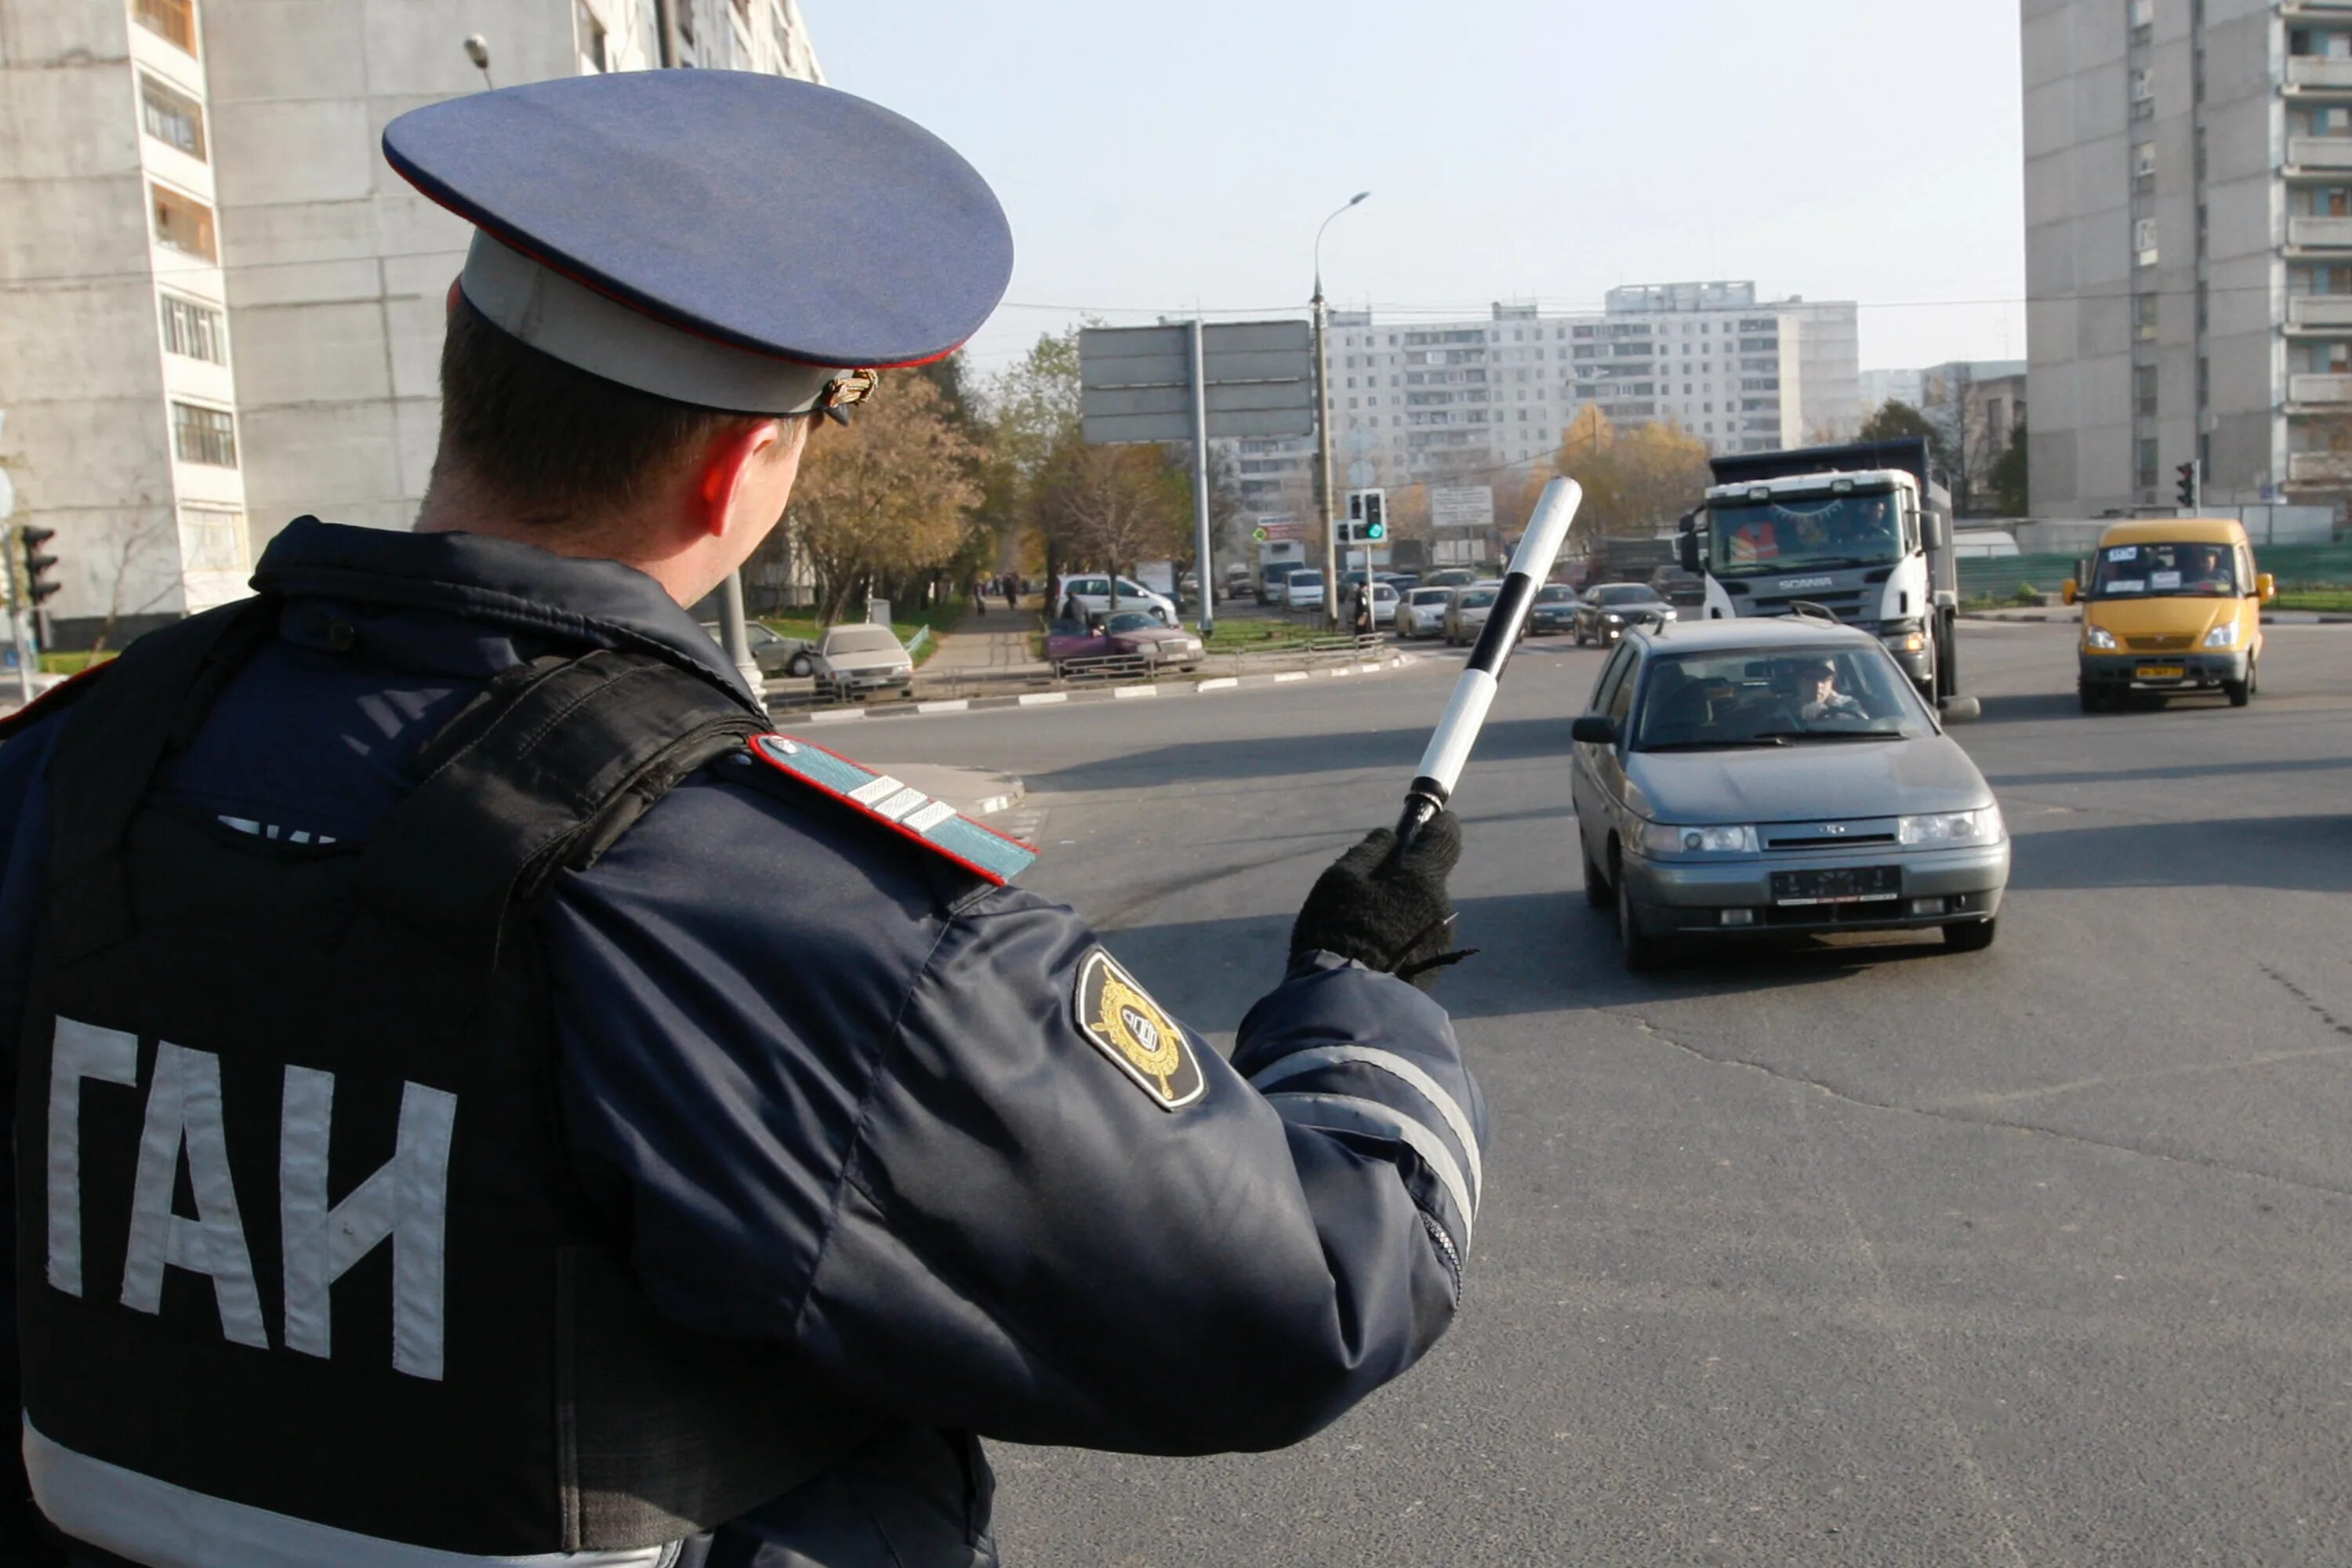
[1044,610,1203,677]
[1572,583,1675,647]
[1526,583,1581,636]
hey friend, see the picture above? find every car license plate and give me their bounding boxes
[1769,866,1900,906]
[2135,665,2184,681]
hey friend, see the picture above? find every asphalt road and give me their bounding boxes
[843,621,2352,1567]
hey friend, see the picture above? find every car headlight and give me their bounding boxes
[891,662,913,677]
[1639,822,1758,855]
[1880,618,1926,654]
[1897,806,2003,846]
[1659,608,1678,621]
[1604,612,1623,623]
[2202,622,2238,648]
[2084,625,2118,650]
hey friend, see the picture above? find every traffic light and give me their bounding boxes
[18,526,57,608]
[2175,459,2200,510]
[1343,488,1388,543]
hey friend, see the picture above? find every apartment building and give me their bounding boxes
[0,0,819,644]
[2024,0,2352,514]
[1318,283,1861,498]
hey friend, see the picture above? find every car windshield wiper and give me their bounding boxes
[1636,737,1791,751]
[1748,728,1907,743]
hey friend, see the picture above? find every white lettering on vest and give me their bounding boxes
[46,1021,140,1297]
[121,1043,270,1349]
[280,1067,459,1381]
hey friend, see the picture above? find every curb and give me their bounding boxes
[767,650,1423,726]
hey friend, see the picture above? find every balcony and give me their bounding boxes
[2288,451,2352,482]
[2289,293,2352,328]
[2288,135,2352,169]
[2288,372,2352,403]
[2289,214,2352,249]
[2289,55,2352,91]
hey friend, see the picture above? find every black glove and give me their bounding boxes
[1289,811,1472,992]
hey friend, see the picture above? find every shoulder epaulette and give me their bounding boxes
[742,732,1036,886]
[0,659,115,744]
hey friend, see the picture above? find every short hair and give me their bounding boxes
[430,296,775,522]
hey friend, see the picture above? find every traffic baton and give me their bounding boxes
[1392,477,1583,858]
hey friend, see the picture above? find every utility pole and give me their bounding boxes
[1189,318,1216,640]
[1311,192,1368,631]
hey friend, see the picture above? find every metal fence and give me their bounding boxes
[1958,543,2352,604]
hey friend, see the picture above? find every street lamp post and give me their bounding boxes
[1312,191,1368,630]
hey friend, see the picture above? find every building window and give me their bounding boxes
[158,292,227,363]
[2134,365,2158,419]
[172,400,237,467]
[2132,140,2155,193]
[2129,67,2154,118]
[133,0,198,55]
[2129,0,2153,43]
[2136,437,2158,492]
[151,183,216,261]
[139,73,205,160]
[575,0,608,71]
[2132,292,2159,341]
[2133,216,2158,267]
[179,504,247,573]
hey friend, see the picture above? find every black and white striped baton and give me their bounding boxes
[1392,477,1584,857]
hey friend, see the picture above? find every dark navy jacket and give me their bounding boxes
[0,521,1486,1567]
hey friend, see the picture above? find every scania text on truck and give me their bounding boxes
[1677,437,1959,703]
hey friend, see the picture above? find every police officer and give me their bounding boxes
[0,71,1482,1568]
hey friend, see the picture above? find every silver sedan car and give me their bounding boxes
[1569,618,2008,970]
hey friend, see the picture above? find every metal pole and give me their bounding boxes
[1189,318,1215,640]
[1314,286,1338,630]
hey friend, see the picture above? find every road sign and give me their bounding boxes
[1254,516,1306,543]
[1430,485,1495,532]
[1079,321,1317,445]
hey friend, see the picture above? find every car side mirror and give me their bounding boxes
[1570,715,1617,745]
[2256,572,2276,602]
[1938,695,1982,724]
[1678,530,1700,574]
[2061,579,2078,605]
[1922,510,1948,550]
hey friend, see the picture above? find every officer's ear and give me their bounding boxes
[692,416,803,539]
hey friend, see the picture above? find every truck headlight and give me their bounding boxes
[1640,822,1758,855]
[1897,806,2003,846]
[2202,622,2238,648]
[2084,626,2118,650]
[1881,618,1926,654]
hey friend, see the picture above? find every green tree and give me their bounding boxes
[1029,429,1192,606]
[1989,416,2029,515]
[1858,399,1954,471]
[1552,405,1711,548]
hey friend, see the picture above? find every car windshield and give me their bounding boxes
[1458,590,1497,608]
[1593,585,1660,605]
[2088,540,2240,598]
[1535,585,1576,603]
[1292,572,1322,587]
[1708,488,1906,578]
[1631,646,1933,750]
[825,626,902,655]
[1104,612,1158,633]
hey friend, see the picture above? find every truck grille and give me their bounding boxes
[1747,592,1869,619]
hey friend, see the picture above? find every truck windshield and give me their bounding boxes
[1709,491,1904,578]
[2087,541,2239,599]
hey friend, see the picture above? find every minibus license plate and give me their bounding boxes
[2135,664,2184,681]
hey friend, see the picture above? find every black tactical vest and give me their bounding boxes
[16,600,869,1563]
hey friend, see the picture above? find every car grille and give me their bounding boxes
[1764,821,1898,851]
[2125,633,2194,652]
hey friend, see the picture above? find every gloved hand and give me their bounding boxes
[1289,811,1472,992]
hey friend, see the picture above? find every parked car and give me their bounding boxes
[1379,572,1422,595]
[1283,569,1327,612]
[808,622,915,702]
[1054,574,1177,626]
[1420,568,1478,590]
[1044,610,1205,677]
[1442,583,1522,646]
[699,620,812,677]
[1572,583,1676,647]
[1399,586,1454,640]
[1526,583,1581,637]
[1568,617,2003,970]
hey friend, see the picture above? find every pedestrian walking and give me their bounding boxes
[0,69,1483,1568]
[1001,574,1018,613]
[968,573,986,617]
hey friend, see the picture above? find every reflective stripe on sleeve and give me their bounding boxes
[24,1420,675,1568]
[1261,1091,1477,1244]
[1247,1046,1482,1210]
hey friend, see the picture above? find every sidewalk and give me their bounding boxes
[916,604,1051,690]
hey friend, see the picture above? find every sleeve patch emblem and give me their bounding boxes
[1074,949,1203,1112]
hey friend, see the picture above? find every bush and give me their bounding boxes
[2009,583,2043,607]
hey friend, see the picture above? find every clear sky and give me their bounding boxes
[811,0,2027,384]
